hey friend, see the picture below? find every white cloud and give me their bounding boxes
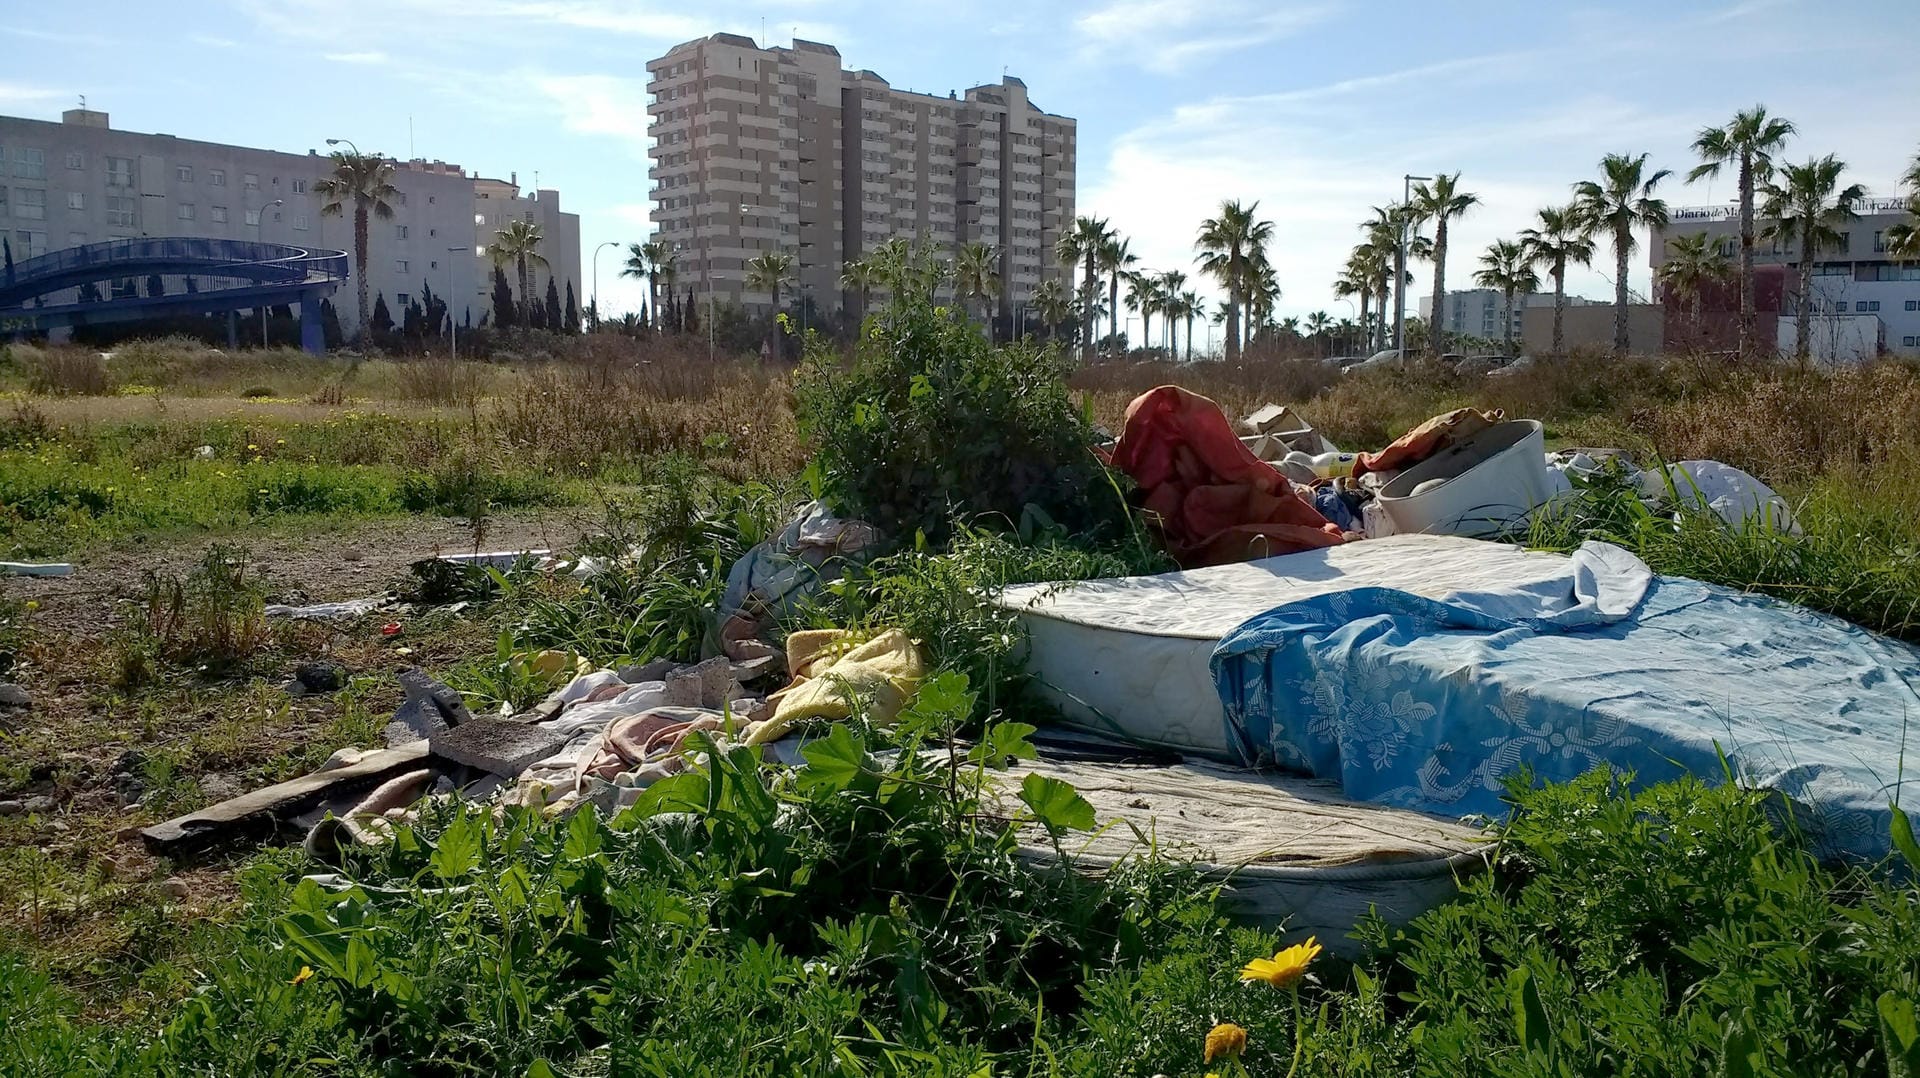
[1074,0,1340,74]
[530,74,652,146]
[0,81,64,109]
[325,51,390,64]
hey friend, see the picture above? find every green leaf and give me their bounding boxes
[799,723,870,796]
[1719,1011,1759,1078]
[1891,807,1920,875]
[428,813,482,881]
[563,803,603,861]
[969,720,1037,769]
[526,1060,558,1078]
[1019,773,1096,834]
[1508,966,1551,1059]
[1879,991,1920,1078]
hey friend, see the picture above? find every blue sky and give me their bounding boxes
[5,0,1918,334]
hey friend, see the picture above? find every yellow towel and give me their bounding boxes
[745,628,925,746]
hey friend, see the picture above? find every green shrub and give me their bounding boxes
[796,298,1126,546]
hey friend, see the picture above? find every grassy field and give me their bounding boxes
[4,324,1920,1074]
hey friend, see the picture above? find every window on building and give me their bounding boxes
[66,192,84,210]
[210,205,227,223]
[106,156,133,188]
[14,188,45,220]
[107,196,137,227]
[176,165,193,183]
[396,224,409,239]
[1907,300,1920,311]
[293,214,309,231]
[243,172,259,190]
[210,169,225,186]
[1907,336,1920,348]
[14,148,44,179]
[1834,301,1849,312]
[177,203,195,221]
[65,151,83,170]
[396,293,411,308]
[396,259,409,274]
[243,208,261,226]
[1875,231,1888,253]
[428,227,436,237]
[292,179,307,194]
[429,259,438,270]
[1866,300,1881,312]
[12,229,46,257]
[474,245,485,257]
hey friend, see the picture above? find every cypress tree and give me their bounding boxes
[564,281,580,334]
[544,277,563,332]
[491,267,517,328]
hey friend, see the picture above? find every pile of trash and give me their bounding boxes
[1105,385,1794,567]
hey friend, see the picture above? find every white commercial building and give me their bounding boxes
[0,108,580,334]
[1654,198,1920,357]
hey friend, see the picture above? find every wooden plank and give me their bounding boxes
[140,742,430,856]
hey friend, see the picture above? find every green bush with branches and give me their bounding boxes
[795,298,1126,546]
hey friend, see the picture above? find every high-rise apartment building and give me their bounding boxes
[0,108,580,333]
[646,34,1076,320]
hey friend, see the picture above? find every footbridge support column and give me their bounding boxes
[299,292,325,355]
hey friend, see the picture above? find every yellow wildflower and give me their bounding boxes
[1204,1022,1247,1063]
[290,965,315,986]
[1240,936,1323,989]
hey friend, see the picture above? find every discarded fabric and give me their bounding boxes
[719,500,879,659]
[1352,408,1503,480]
[1108,386,1344,567]
[748,628,926,746]
[1643,460,1798,534]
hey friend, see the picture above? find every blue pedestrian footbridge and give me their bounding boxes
[1,237,348,352]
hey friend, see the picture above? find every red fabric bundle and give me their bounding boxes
[1108,386,1345,567]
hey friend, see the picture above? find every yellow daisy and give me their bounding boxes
[290,965,315,986]
[1240,936,1323,989]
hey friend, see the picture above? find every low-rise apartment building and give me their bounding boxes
[0,108,580,332]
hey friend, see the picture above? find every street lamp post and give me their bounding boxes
[259,198,283,347]
[591,240,616,331]
[324,138,361,156]
[1397,174,1432,363]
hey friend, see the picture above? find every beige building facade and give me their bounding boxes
[646,34,1076,319]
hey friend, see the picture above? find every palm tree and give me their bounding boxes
[620,241,673,327]
[840,258,877,322]
[1521,204,1597,360]
[953,242,1000,327]
[1158,288,1187,359]
[1409,173,1480,357]
[314,149,397,344]
[1761,155,1866,364]
[1883,148,1920,260]
[1097,234,1137,351]
[1334,264,1368,357]
[1574,153,1672,358]
[1689,106,1795,358]
[1655,232,1733,336]
[1471,239,1540,359]
[1179,291,1201,360]
[1303,310,1333,358]
[1247,257,1281,350]
[1031,277,1072,342]
[1124,271,1159,354]
[744,251,795,313]
[486,220,549,325]
[1195,199,1274,362]
[1056,216,1112,358]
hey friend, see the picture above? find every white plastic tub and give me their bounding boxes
[1376,419,1551,538]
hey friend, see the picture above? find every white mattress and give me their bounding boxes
[998,535,1572,757]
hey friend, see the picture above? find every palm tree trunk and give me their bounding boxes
[1796,223,1813,364]
[1737,152,1754,359]
[1108,275,1120,352]
[1430,220,1448,358]
[517,256,532,324]
[1081,252,1096,359]
[1142,309,1152,354]
[1357,292,1369,358]
[1225,294,1241,363]
[1375,285,1388,351]
[1503,286,1515,358]
[353,200,371,344]
[1168,315,1177,360]
[1613,223,1631,358]
[1552,262,1567,360]
[1185,313,1195,361]
[1392,242,1407,356]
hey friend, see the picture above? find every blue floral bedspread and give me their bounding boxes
[1211,542,1920,862]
